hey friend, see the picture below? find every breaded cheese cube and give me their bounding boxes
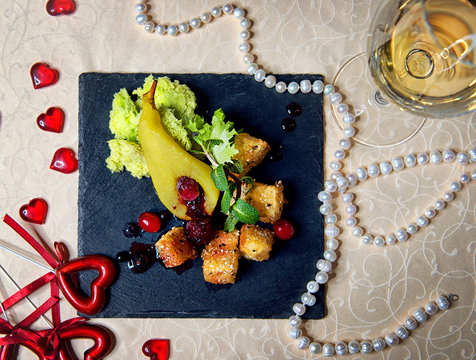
[232,133,270,176]
[241,181,284,224]
[239,224,275,261]
[155,227,197,268]
[202,230,240,284]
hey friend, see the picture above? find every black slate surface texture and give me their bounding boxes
[78,73,325,319]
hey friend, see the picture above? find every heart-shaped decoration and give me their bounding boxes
[19,198,48,224]
[56,255,116,315]
[142,339,170,360]
[58,324,114,360]
[37,107,65,133]
[50,148,78,174]
[46,0,76,16]
[30,63,59,89]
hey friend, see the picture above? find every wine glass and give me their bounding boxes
[332,0,476,147]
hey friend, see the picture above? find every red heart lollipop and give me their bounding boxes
[50,148,78,174]
[56,255,116,315]
[46,0,76,16]
[37,107,65,133]
[142,339,170,360]
[30,63,59,89]
[19,198,48,224]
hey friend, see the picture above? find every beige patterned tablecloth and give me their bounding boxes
[0,1,475,359]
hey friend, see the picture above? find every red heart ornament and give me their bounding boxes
[37,107,65,133]
[142,339,170,360]
[46,0,76,16]
[19,198,48,224]
[50,148,78,174]
[30,63,59,89]
[56,255,116,315]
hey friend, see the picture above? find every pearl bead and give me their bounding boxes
[242,53,254,64]
[443,149,456,162]
[329,160,341,171]
[247,63,258,75]
[345,204,357,215]
[254,69,266,82]
[233,7,245,18]
[372,338,386,352]
[460,173,471,184]
[456,152,469,165]
[450,181,462,192]
[136,14,147,25]
[309,342,322,354]
[320,204,332,215]
[301,292,316,306]
[144,20,155,33]
[155,24,167,35]
[329,92,342,104]
[416,216,429,227]
[352,226,364,237]
[211,6,222,17]
[392,157,405,171]
[312,80,324,94]
[337,103,349,113]
[298,336,311,350]
[264,75,276,88]
[343,126,355,138]
[325,225,339,237]
[339,138,351,150]
[346,217,357,227]
[342,113,356,124]
[405,316,418,330]
[289,327,302,339]
[324,249,337,262]
[240,18,251,29]
[342,192,354,203]
[348,341,361,354]
[239,42,250,53]
[367,163,380,177]
[275,81,286,93]
[325,180,338,192]
[289,315,302,327]
[386,234,397,245]
[355,167,368,181]
[300,80,311,93]
[469,147,476,162]
[293,303,306,316]
[425,301,438,315]
[287,82,299,94]
[434,200,445,210]
[334,149,345,160]
[385,333,399,346]
[222,4,233,14]
[167,25,178,36]
[374,236,385,247]
[380,161,393,175]
[315,271,329,284]
[417,152,429,165]
[425,207,437,218]
[323,84,335,96]
[360,341,373,354]
[472,169,476,181]
[318,191,332,203]
[240,30,250,40]
[413,308,428,322]
[395,229,408,242]
[395,326,409,339]
[444,191,455,202]
[436,295,450,310]
[178,22,189,33]
[362,234,373,245]
[335,342,348,355]
[326,238,339,250]
[135,3,147,13]
[330,171,343,181]
[404,154,417,167]
[190,18,201,29]
[307,280,319,293]
[201,12,212,23]
[322,343,335,356]
[430,150,442,164]
[407,223,418,234]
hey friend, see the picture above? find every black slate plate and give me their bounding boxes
[78,73,325,319]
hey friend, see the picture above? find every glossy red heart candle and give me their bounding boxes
[19,198,48,224]
[56,255,116,315]
[37,107,64,133]
[50,148,78,174]
[46,0,76,16]
[142,339,170,360]
[30,63,59,89]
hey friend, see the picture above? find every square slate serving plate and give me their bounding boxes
[78,72,325,319]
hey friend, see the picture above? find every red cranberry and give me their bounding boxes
[138,212,161,233]
[177,177,200,201]
[185,217,215,247]
[273,219,294,240]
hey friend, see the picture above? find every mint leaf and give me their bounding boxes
[241,176,255,195]
[231,198,260,224]
[221,182,237,214]
[225,159,243,174]
[210,164,228,191]
[224,214,239,232]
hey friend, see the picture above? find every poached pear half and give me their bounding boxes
[138,80,219,220]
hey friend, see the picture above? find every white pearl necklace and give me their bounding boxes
[133,2,476,356]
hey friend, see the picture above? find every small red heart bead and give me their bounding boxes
[37,107,65,133]
[142,339,170,360]
[50,148,78,174]
[30,63,59,89]
[46,0,76,16]
[19,198,48,224]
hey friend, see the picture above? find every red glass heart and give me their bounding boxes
[30,63,59,89]
[56,255,116,315]
[19,198,48,224]
[58,324,114,360]
[142,339,170,360]
[50,148,78,174]
[46,0,76,16]
[37,107,64,133]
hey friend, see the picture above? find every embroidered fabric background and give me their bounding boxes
[0,0,474,358]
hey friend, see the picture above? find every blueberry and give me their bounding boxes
[159,210,172,223]
[116,251,131,262]
[123,222,141,238]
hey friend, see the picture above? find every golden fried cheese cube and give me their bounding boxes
[155,227,197,268]
[242,181,284,224]
[232,133,270,176]
[202,230,240,284]
[239,224,275,261]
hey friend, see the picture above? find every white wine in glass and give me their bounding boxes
[368,0,476,117]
